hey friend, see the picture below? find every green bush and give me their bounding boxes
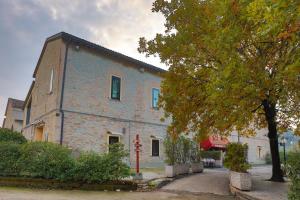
[18,142,75,180]
[190,142,201,163]
[164,136,176,165]
[0,128,26,144]
[285,151,300,200]
[265,152,272,164]
[72,143,130,183]
[0,142,22,176]
[224,143,250,173]
[201,150,221,160]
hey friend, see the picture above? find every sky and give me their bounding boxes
[0,0,166,126]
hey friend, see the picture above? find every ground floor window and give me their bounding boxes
[108,135,120,152]
[152,139,159,157]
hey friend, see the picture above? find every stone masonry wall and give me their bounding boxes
[22,39,66,143]
[61,44,169,167]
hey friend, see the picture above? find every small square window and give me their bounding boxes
[152,88,159,109]
[111,76,121,100]
[152,139,159,157]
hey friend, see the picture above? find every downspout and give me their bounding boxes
[59,42,69,145]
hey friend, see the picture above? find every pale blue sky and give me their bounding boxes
[0,0,166,125]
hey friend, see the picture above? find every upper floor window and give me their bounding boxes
[152,88,160,109]
[25,99,31,125]
[49,68,54,93]
[111,76,121,100]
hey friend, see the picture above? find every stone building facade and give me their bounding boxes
[2,98,24,132]
[22,32,168,167]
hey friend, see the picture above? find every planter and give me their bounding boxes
[230,171,252,191]
[191,162,204,173]
[177,164,190,175]
[165,165,176,178]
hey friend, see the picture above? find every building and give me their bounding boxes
[2,98,24,132]
[22,32,168,168]
[229,130,270,164]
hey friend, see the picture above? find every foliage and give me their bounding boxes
[285,151,300,200]
[201,150,222,160]
[190,142,202,163]
[0,142,22,176]
[224,143,251,173]
[164,135,201,164]
[18,142,75,180]
[71,143,130,183]
[0,128,27,144]
[164,136,177,165]
[139,0,300,181]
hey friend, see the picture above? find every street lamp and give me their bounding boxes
[279,137,287,164]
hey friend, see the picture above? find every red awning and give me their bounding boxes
[200,135,229,150]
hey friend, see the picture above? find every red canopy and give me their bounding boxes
[200,135,229,150]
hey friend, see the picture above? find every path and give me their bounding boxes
[0,187,234,200]
[161,168,230,196]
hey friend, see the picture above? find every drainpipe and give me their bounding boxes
[59,42,69,145]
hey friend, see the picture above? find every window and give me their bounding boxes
[111,76,121,100]
[49,68,54,93]
[108,135,120,152]
[152,139,159,157]
[25,100,31,125]
[152,88,159,109]
[257,146,262,159]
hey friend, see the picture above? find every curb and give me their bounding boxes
[230,185,260,200]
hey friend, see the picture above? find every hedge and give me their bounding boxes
[201,150,222,160]
[285,151,300,200]
[0,128,26,144]
[18,142,75,180]
[0,141,130,184]
[0,142,22,176]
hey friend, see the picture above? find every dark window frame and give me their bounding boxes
[152,88,159,109]
[151,139,160,157]
[25,100,32,125]
[111,76,121,100]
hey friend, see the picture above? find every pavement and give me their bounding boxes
[0,187,234,200]
[161,168,230,196]
[0,165,288,200]
[239,165,289,200]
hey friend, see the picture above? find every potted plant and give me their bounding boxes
[164,136,177,177]
[190,142,203,173]
[224,143,251,191]
[176,136,190,175]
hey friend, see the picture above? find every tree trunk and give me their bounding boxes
[262,100,284,182]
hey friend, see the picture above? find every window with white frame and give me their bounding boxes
[49,68,54,93]
[151,139,159,157]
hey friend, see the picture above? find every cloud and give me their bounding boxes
[0,0,166,125]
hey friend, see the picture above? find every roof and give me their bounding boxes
[33,32,166,78]
[4,98,24,117]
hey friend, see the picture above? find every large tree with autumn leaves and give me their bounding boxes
[139,0,300,182]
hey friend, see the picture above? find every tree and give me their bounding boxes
[139,0,300,182]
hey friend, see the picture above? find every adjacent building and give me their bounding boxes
[22,32,168,167]
[2,98,24,132]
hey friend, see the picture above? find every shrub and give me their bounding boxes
[201,150,222,160]
[18,142,75,180]
[0,128,26,144]
[164,136,176,165]
[190,142,201,163]
[72,143,130,183]
[264,152,272,164]
[285,151,300,200]
[0,142,22,176]
[224,143,251,173]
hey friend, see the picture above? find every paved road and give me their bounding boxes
[0,187,234,200]
[161,168,231,196]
